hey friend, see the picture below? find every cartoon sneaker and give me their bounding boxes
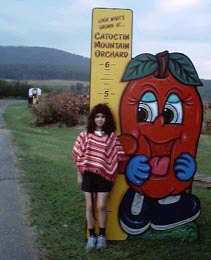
[119,188,151,235]
[86,236,97,250]
[150,193,201,230]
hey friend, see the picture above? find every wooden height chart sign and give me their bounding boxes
[90,8,132,240]
[90,8,132,134]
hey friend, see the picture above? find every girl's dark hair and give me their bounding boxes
[87,103,116,135]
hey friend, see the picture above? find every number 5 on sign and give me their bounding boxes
[90,8,133,240]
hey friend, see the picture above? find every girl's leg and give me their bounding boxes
[97,192,110,229]
[96,192,109,249]
[84,192,97,250]
[84,192,95,229]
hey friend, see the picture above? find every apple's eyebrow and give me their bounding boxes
[182,95,194,106]
[128,97,139,105]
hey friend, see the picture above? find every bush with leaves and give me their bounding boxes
[78,94,89,115]
[0,80,29,98]
[0,79,52,98]
[202,102,211,134]
[31,91,89,126]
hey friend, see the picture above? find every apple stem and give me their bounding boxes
[155,50,169,78]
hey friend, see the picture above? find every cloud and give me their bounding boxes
[134,0,210,44]
[132,39,211,78]
[0,0,210,77]
[160,0,201,12]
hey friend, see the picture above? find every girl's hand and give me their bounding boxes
[77,173,83,186]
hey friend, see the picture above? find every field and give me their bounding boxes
[4,102,211,260]
[4,79,89,91]
[22,79,89,88]
[1,79,90,97]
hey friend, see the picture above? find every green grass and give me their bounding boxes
[4,102,211,260]
[197,135,211,175]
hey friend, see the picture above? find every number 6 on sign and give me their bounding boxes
[105,62,110,68]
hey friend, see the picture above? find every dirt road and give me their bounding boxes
[0,99,39,260]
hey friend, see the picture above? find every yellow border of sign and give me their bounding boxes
[89,8,133,240]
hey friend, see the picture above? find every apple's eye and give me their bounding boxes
[163,94,183,124]
[137,92,158,122]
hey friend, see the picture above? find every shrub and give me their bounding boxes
[31,91,89,127]
[78,94,89,115]
[0,80,29,98]
[0,79,51,98]
[202,102,211,134]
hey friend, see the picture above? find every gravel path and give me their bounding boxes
[194,173,211,189]
[0,99,39,260]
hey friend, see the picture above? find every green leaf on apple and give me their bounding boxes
[169,53,203,86]
[122,53,158,81]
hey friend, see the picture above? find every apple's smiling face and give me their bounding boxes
[120,72,203,198]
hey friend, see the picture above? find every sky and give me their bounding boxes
[0,0,210,79]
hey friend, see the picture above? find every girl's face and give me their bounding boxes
[94,113,106,130]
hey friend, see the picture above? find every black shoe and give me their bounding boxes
[119,188,151,235]
[150,193,201,231]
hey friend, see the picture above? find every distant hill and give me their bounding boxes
[198,79,211,102]
[0,46,210,101]
[0,46,90,81]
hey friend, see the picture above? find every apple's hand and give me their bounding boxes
[174,153,196,181]
[126,155,151,186]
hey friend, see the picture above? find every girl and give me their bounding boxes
[72,103,125,250]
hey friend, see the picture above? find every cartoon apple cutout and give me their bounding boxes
[119,50,203,234]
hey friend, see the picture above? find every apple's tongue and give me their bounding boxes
[150,156,170,176]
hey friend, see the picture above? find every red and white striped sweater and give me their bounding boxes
[72,130,125,182]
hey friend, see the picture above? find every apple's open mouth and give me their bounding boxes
[148,139,175,178]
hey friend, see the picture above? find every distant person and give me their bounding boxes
[28,88,33,107]
[32,88,38,105]
[72,103,125,250]
[28,88,40,107]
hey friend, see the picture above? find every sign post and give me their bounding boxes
[90,8,133,240]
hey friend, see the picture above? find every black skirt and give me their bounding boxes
[81,172,113,192]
